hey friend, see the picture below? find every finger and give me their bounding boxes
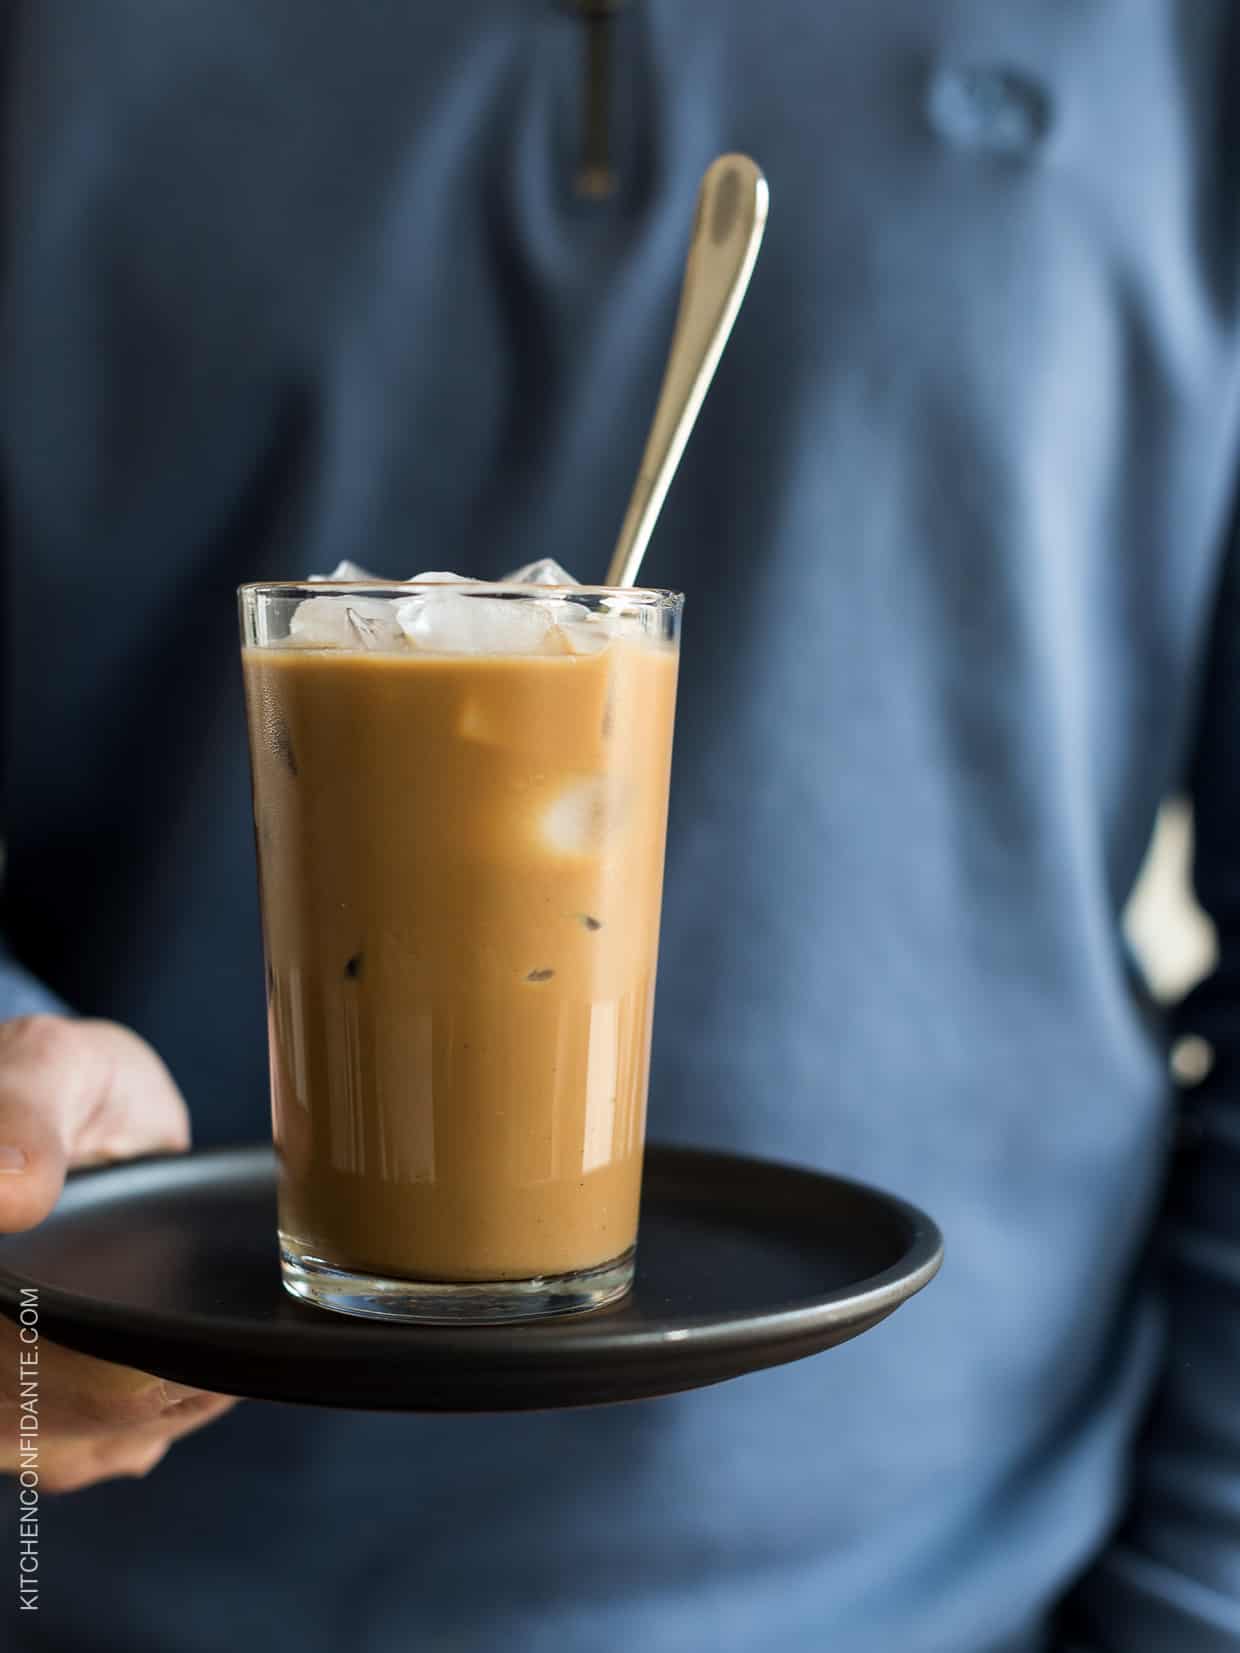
[0,1329,238,1470]
[0,1016,190,1232]
[62,1020,191,1165]
[33,1342,220,1432]
[40,1433,171,1494]
[42,1387,236,1449]
[39,1394,236,1494]
[145,1389,237,1441]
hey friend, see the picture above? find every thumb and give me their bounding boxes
[0,1015,190,1233]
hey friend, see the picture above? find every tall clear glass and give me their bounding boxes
[239,581,682,1322]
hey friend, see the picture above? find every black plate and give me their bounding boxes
[0,1144,942,1411]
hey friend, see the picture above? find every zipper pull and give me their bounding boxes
[566,0,627,199]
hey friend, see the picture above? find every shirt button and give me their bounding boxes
[926,63,1054,155]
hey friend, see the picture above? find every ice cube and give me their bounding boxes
[540,599,592,630]
[345,607,396,650]
[308,560,380,582]
[289,596,402,649]
[542,777,627,854]
[405,571,477,584]
[502,558,580,587]
[550,603,618,655]
[395,592,560,655]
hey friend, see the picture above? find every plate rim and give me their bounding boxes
[0,1141,944,1364]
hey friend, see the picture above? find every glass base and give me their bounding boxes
[279,1239,635,1324]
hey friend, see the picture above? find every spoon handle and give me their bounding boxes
[605,154,769,590]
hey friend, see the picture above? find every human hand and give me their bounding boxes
[0,1015,237,1491]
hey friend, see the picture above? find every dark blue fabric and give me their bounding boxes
[3,2,1240,1648]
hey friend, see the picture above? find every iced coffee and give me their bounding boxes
[240,570,681,1322]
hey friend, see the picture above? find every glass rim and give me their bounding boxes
[239,580,684,606]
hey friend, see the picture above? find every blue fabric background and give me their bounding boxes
[4,4,1240,1648]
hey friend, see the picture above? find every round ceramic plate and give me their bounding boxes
[0,1143,942,1411]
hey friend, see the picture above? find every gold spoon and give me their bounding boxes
[605,154,769,589]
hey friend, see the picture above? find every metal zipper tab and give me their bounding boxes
[563,0,628,199]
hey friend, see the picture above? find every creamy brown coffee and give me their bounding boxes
[244,632,677,1283]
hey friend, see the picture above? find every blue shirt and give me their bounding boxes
[3,3,1239,1648]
